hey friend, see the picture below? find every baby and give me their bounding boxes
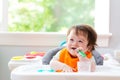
[50,24,97,72]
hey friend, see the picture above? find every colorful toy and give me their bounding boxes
[77,50,86,57]
[11,56,24,60]
[25,51,45,59]
[77,50,92,59]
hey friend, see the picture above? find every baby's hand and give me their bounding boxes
[76,49,90,61]
[62,64,74,72]
[50,60,74,72]
[77,50,86,57]
[75,47,84,57]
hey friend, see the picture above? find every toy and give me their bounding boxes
[77,50,92,59]
[77,50,86,57]
[11,56,24,60]
[25,51,45,59]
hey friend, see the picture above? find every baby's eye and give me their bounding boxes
[70,38,74,42]
[78,40,83,43]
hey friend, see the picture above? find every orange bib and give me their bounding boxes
[58,48,92,72]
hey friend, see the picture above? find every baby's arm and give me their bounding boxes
[50,51,73,72]
[77,51,96,72]
[90,56,96,72]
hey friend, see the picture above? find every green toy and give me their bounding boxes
[77,50,86,57]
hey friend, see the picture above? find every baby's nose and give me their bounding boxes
[72,41,79,46]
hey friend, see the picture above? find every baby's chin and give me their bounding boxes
[69,50,77,57]
[69,53,77,58]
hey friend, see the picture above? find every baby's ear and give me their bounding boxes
[87,46,93,51]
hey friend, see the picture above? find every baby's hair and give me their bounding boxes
[67,24,97,51]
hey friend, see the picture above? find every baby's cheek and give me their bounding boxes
[82,46,89,52]
[74,51,78,56]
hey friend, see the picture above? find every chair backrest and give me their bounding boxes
[42,46,103,65]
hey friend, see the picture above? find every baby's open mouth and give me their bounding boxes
[71,47,76,50]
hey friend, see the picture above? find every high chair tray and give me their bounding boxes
[11,64,120,80]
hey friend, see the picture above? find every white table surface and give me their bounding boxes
[11,64,120,80]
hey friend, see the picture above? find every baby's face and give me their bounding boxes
[66,30,89,57]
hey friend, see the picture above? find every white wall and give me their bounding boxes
[109,0,120,50]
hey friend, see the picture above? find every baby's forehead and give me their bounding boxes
[69,30,88,41]
[72,29,88,38]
